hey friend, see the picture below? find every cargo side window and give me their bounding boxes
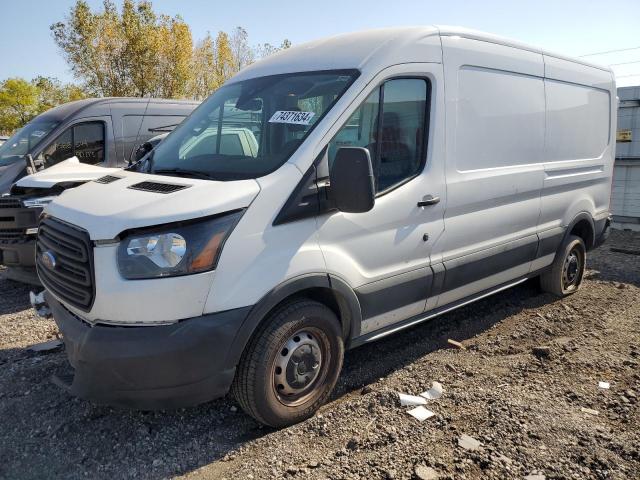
[41,122,105,166]
[328,78,429,193]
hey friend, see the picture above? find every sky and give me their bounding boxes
[1,0,639,87]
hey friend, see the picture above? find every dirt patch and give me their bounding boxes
[0,230,638,480]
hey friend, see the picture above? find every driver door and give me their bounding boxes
[316,64,446,335]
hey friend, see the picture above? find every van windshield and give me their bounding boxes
[0,120,59,167]
[143,70,358,180]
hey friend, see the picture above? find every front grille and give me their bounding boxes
[128,181,189,194]
[36,217,95,311]
[0,198,21,209]
[0,228,23,241]
[94,175,122,184]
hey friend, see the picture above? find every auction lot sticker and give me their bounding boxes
[269,110,315,125]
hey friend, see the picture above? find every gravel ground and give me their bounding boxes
[0,230,638,480]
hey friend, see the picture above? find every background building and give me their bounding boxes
[612,86,640,230]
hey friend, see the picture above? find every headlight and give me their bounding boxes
[117,211,243,280]
[23,196,56,208]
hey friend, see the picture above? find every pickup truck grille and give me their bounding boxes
[0,228,23,241]
[0,198,21,209]
[36,217,95,311]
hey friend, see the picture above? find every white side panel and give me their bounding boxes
[437,36,545,305]
[538,56,616,232]
[204,163,327,313]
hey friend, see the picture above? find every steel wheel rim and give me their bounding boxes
[562,246,583,290]
[271,328,329,407]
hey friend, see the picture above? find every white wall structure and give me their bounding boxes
[613,86,640,230]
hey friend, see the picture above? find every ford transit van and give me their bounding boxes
[38,27,615,427]
[0,99,198,283]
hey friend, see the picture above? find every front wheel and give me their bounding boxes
[540,234,586,297]
[232,299,344,427]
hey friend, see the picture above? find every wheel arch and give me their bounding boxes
[564,212,596,251]
[223,273,362,371]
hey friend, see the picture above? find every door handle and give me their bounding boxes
[417,195,440,207]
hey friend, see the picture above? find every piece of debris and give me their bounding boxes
[524,474,546,480]
[580,407,599,416]
[415,465,439,480]
[29,290,46,307]
[497,383,509,388]
[407,406,435,422]
[447,339,466,350]
[35,306,52,318]
[458,434,481,451]
[535,312,546,320]
[399,393,427,407]
[598,381,610,390]
[420,381,443,400]
[28,339,63,353]
[532,346,551,359]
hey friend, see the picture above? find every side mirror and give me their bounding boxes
[329,147,375,213]
[132,142,153,164]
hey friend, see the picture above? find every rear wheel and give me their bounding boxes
[540,234,586,297]
[232,299,344,427]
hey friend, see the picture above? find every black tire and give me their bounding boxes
[540,235,586,297]
[231,299,344,428]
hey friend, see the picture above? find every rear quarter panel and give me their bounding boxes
[538,56,616,233]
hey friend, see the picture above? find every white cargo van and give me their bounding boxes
[38,27,615,427]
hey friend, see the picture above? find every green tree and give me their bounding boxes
[32,76,87,112]
[255,38,293,60]
[51,0,193,97]
[0,78,40,134]
[191,34,219,100]
[230,26,254,71]
[51,0,292,99]
[154,15,193,98]
[215,31,235,86]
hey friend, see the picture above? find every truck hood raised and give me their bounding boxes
[44,170,261,240]
[16,157,121,189]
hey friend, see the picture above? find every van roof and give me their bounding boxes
[36,97,200,123]
[231,26,613,83]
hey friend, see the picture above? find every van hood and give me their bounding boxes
[44,170,261,240]
[16,157,121,189]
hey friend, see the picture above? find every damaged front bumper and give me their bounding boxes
[0,197,42,284]
[47,293,251,410]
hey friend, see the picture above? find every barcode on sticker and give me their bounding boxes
[269,111,315,125]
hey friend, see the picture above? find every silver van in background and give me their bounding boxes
[0,97,199,283]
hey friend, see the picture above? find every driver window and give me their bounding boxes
[327,78,429,193]
[40,122,105,166]
[41,129,72,165]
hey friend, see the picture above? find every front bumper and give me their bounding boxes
[0,200,41,283]
[48,293,252,410]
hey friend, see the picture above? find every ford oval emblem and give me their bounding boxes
[41,251,57,270]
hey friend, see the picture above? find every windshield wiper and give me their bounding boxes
[152,168,216,180]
